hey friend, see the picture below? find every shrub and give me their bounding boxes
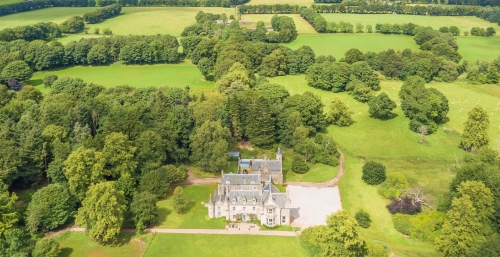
[354,210,371,228]
[292,154,309,174]
[93,28,100,34]
[378,172,409,199]
[102,28,113,35]
[43,75,58,88]
[361,161,386,185]
[32,237,59,257]
[386,196,421,215]
[392,213,412,235]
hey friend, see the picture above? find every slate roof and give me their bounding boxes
[252,160,281,172]
[227,190,262,204]
[271,194,288,208]
[222,174,260,185]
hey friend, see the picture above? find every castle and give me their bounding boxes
[206,148,291,227]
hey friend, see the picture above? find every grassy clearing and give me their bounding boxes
[0,7,100,30]
[284,162,338,182]
[55,232,152,257]
[456,36,500,62]
[85,7,235,37]
[241,14,317,34]
[246,0,313,5]
[268,74,500,255]
[286,34,418,59]
[144,234,305,257]
[321,13,500,34]
[28,62,213,94]
[156,184,226,229]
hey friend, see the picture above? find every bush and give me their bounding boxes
[32,237,59,257]
[392,213,412,235]
[386,196,421,215]
[292,154,309,174]
[361,161,386,185]
[102,28,113,35]
[43,75,58,88]
[60,16,84,34]
[354,210,371,228]
[378,172,409,199]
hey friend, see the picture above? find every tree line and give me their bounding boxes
[83,3,122,24]
[0,0,91,17]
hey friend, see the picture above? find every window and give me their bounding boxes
[267,218,274,226]
[253,186,256,190]
[243,207,246,211]
[253,207,256,211]
[233,215,236,220]
[218,206,221,211]
[267,208,274,214]
[217,212,221,217]
[232,207,235,211]
[282,216,286,223]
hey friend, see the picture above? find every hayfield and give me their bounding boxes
[55,232,153,257]
[241,14,317,34]
[144,234,305,257]
[286,34,418,59]
[28,62,213,93]
[321,13,500,34]
[86,7,235,37]
[0,7,100,30]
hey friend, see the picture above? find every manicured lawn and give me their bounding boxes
[246,0,313,5]
[241,14,317,34]
[286,34,418,59]
[321,13,500,34]
[156,184,226,229]
[0,7,100,30]
[28,62,214,93]
[85,7,235,37]
[55,232,152,257]
[456,36,500,62]
[144,234,305,257]
[284,162,338,183]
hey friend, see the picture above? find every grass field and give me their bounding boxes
[156,184,226,229]
[0,7,99,30]
[241,14,317,34]
[268,75,500,256]
[286,34,418,59]
[321,13,500,34]
[456,36,500,62]
[0,0,22,5]
[56,232,153,257]
[28,62,213,93]
[284,162,338,182]
[246,0,313,5]
[85,7,235,37]
[144,234,305,257]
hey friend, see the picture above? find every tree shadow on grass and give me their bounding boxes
[182,199,196,214]
[27,79,43,87]
[369,112,399,120]
[105,233,133,247]
[157,207,171,226]
[59,247,73,257]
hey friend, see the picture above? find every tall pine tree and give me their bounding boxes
[246,96,275,148]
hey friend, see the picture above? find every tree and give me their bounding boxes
[76,182,127,243]
[197,57,213,80]
[280,111,303,147]
[354,210,371,228]
[43,75,58,88]
[417,125,428,143]
[449,26,460,36]
[0,184,18,236]
[486,64,500,84]
[459,105,490,152]
[130,192,158,232]
[102,132,137,177]
[139,167,171,198]
[327,98,353,126]
[245,96,275,148]
[368,93,396,119]
[189,120,231,173]
[457,181,494,225]
[134,130,165,174]
[468,234,500,257]
[344,48,365,64]
[378,172,409,199]
[362,161,386,185]
[32,237,59,257]
[435,195,492,256]
[321,210,367,257]
[216,62,250,95]
[486,27,496,37]
[173,186,187,214]
[292,154,309,174]
[1,60,32,83]
[63,147,106,200]
[25,184,76,233]
[60,16,84,33]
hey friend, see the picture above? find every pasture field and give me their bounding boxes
[321,13,500,34]
[86,7,235,37]
[456,36,500,62]
[28,62,213,93]
[286,34,418,59]
[155,184,226,229]
[55,232,153,257]
[144,234,305,257]
[241,14,317,34]
[246,0,313,5]
[0,7,99,30]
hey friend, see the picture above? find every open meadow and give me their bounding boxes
[144,234,305,257]
[0,7,100,30]
[241,14,317,34]
[55,232,153,257]
[456,36,500,62]
[28,62,213,93]
[286,34,418,59]
[321,13,500,34]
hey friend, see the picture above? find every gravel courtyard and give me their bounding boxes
[287,185,342,229]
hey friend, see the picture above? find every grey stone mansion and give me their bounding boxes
[206,148,291,227]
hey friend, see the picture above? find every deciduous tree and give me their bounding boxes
[326,98,353,126]
[189,120,231,173]
[368,92,396,119]
[459,105,490,152]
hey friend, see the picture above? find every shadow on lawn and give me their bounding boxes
[157,207,171,225]
[59,247,73,257]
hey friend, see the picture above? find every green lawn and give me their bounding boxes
[286,34,418,59]
[241,14,317,34]
[55,232,152,257]
[268,74,500,256]
[456,36,500,62]
[144,234,305,257]
[321,13,500,35]
[85,7,235,37]
[0,0,22,5]
[0,7,100,30]
[156,184,226,229]
[28,62,213,93]
[284,162,338,183]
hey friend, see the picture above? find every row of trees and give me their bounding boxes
[83,3,122,24]
[0,22,62,42]
[466,58,500,84]
[0,0,91,17]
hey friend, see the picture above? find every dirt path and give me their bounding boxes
[286,149,345,188]
[175,149,345,188]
